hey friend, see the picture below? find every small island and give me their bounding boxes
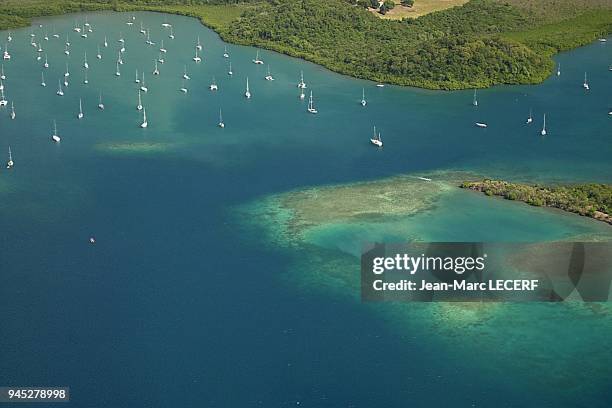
[461,180,612,225]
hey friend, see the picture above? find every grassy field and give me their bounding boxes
[376,0,469,20]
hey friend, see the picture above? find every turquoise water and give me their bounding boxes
[0,11,611,407]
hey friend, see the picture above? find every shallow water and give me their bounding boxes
[0,10,611,407]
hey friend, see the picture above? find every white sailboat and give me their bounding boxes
[6,32,12,42]
[140,107,148,128]
[218,108,225,128]
[140,23,146,35]
[117,51,123,65]
[244,77,251,98]
[473,90,478,106]
[137,90,143,110]
[83,70,88,84]
[44,54,49,68]
[265,65,274,81]
[0,88,6,106]
[98,91,105,110]
[6,146,13,168]
[135,69,140,83]
[252,50,263,64]
[370,126,382,147]
[526,108,533,124]
[1,64,6,80]
[360,88,366,106]
[78,98,83,119]
[51,120,61,142]
[0,78,3,91]
[44,31,49,41]
[153,60,159,75]
[81,25,88,38]
[179,79,188,93]
[297,70,306,88]
[118,32,124,43]
[146,31,154,46]
[65,34,70,46]
[299,87,305,100]
[307,91,318,114]
[96,45,102,59]
[83,52,88,69]
[56,79,64,96]
[157,53,165,64]
[115,61,121,76]
[557,63,561,76]
[223,46,229,58]
[541,114,547,136]
[104,36,108,47]
[41,71,46,87]
[193,48,201,63]
[583,72,589,90]
[64,43,70,55]
[475,122,487,128]
[209,77,218,91]
[169,26,175,39]
[162,21,171,28]
[10,101,15,119]
[64,62,70,78]
[140,72,148,92]
[228,61,233,76]
[182,65,190,80]
[196,36,202,51]
[160,40,167,53]
[2,43,9,60]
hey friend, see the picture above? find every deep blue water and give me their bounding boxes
[0,11,611,407]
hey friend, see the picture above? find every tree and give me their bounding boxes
[401,0,414,6]
[380,0,395,14]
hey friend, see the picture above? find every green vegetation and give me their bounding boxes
[461,180,612,224]
[0,0,611,89]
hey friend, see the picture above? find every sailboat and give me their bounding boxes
[140,23,146,35]
[541,114,547,136]
[526,108,533,124]
[196,36,202,51]
[64,62,70,78]
[223,46,229,58]
[153,60,159,75]
[98,92,105,110]
[118,32,124,43]
[64,43,70,56]
[557,63,561,76]
[583,72,589,90]
[6,146,13,168]
[218,108,224,128]
[103,36,108,47]
[0,65,5,81]
[41,71,46,87]
[146,31,154,46]
[265,65,274,81]
[169,26,175,39]
[78,98,83,119]
[360,88,366,106]
[36,50,42,61]
[52,28,59,39]
[83,52,88,69]
[96,45,102,59]
[140,107,148,128]
[179,79,188,93]
[10,101,15,119]
[6,32,12,42]
[51,120,61,142]
[472,90,478,106]
[182,65,190,80]
[160,40,167,53]
[307,91,318,114]
[297,70,306,88]
[252,50,263,64]
[65,34,70,46]
[117,51,123,65]
[81,25,88,38]
[140,72,148,92]
[83,70,88,84]
[228,62,233,76]
[0,78,3,91]
[115,61,121,76]
[244,77,251,98]
[137,90,143,110]
[162,21,171,28]
[43,54,49,68]
[370,126,383,147]
[157,53,165,64]
[193,48,201,63]
[299,87,305,100]
[209,77,218,91]
[0,88,6,106]
[56,79,64,96]
[44,31,49,41]
[135,69,140,83]
[2,44,9,60]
